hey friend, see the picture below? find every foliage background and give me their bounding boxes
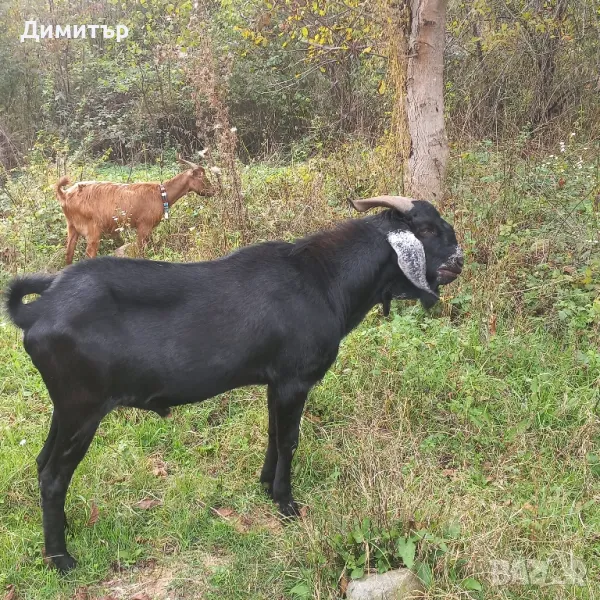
[0,1,599,599]
[1,0,599,166]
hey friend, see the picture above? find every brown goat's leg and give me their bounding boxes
[85,237,100,259]
[136,225,153,255]
[65,225,79,265]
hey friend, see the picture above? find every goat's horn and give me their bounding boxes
[177,156,198,169]
[350,195,416,214]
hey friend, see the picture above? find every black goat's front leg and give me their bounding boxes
[269,381,310,518]
[38,414,100,573]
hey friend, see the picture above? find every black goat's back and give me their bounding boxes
[21,246,342,413]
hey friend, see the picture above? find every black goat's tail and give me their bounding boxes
[5,274,55,330]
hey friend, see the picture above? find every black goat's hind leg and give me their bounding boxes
[36,413,71,530]
[260,385,278,498]
[36,412,58,477]
[271,381,311,518]
[38,413,100,573]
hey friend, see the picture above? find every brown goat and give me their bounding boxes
[55,158,215,264]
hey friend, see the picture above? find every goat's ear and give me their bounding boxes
[387,230,437,298]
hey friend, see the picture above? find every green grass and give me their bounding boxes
[0,141,598,599]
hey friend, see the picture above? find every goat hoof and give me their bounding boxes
[261,480,274,498]
[51,552,77,574]
[277,499,300,519]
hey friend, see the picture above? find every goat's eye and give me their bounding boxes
[419,227,436,237]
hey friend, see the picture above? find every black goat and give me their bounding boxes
[6,196,463,573]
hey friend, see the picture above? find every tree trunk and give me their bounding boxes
[528,0,568,127]
[404,0,449,203]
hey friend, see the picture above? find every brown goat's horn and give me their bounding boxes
[177,155,198,169]
[349,195,416,214]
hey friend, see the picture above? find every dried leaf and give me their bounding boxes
[3,585,16,600]
[150,456,168,478]
[489,312,497,336]
[339,574,349,596]
[303,412,322,424]
[215,507,235,518]
[130,594,151,600]
[442,468,457,478]
[87,502,99,527]
[299,505,309,519]
[135,498,162,510]
[72,588,89,600]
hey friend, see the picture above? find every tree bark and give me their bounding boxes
[404,0,449,203]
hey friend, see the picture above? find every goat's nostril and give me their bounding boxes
[456,256,464,268]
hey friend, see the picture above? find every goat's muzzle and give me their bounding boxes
[437,249,464,285]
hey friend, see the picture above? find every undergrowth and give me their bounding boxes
[0,139,598,599]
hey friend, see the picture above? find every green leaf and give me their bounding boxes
[396,536,416,569]
[587,453,600,476]
[377,80,386,95]
[301,26,309,38]
[352,529,364,543]
[350,567,365,579]
[289,582,311,599]
[361,518,371,535]
[416,561,433,587]
[463,577,483,591]
[446,522,461,539]
[506,418,530,441]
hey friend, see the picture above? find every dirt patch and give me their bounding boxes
[213,505,283,534]
[87,552,231,600]
[97,563,175,600]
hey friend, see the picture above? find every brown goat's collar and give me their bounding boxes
[159,184,169,219]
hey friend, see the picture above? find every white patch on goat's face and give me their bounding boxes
[445,245,463,265]
[387,230,432,293]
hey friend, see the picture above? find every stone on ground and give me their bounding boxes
[346,569,424,600]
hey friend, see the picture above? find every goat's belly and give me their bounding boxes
[115,358,266,411]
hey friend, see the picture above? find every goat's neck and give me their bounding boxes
[306,226,396,336]
[162,172,191,206]
[334,252,395,336]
